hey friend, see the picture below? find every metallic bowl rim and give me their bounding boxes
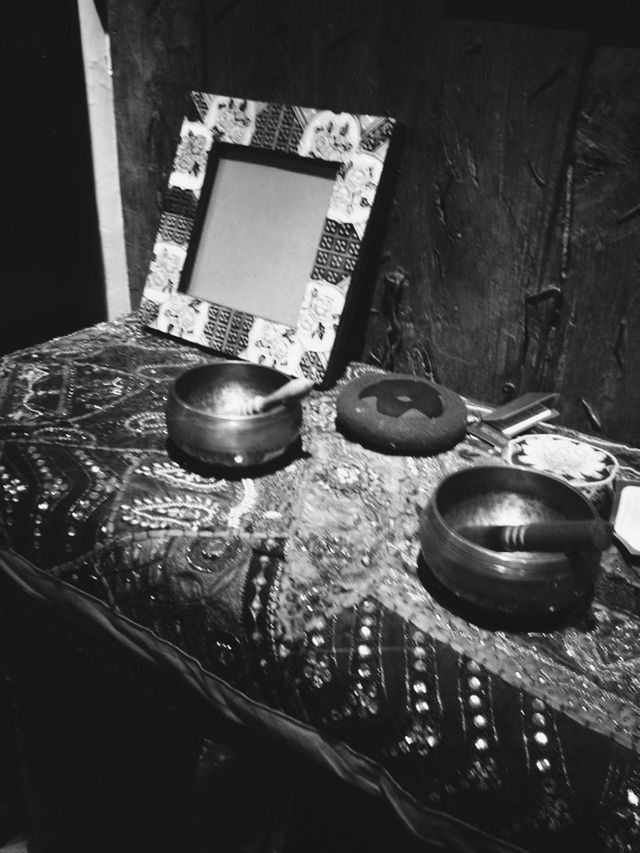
[169,360,298,422]
[429,463,599,570]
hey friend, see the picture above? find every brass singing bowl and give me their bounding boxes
[166,361,302,468]
[418,465,601,615]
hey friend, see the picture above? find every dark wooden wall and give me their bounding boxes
[107,0,640,445]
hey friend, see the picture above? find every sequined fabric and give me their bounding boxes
[0,313,639,852]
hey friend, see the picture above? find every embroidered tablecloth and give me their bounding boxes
[0,314,639,852]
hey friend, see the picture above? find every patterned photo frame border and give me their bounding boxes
[140,92,396,383]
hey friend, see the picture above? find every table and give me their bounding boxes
[0,313,639,852]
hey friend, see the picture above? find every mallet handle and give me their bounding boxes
[457,520,613,552]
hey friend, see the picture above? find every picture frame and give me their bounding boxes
[140,92,397,383]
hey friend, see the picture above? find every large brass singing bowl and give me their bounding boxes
[166,361,302,468]
[419,465,601,615]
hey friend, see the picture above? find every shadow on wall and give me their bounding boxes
[4,0,105,357]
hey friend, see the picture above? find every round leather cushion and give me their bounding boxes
[336,373,467,455]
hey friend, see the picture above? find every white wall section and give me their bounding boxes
[77,0,131,319]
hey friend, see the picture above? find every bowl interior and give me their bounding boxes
[437,466,594,550]
[442,489,569,530]
[173,362,289,418]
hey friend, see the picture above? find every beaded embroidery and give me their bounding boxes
[0,314,639,850]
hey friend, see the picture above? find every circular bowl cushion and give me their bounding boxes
[336,372,467,455]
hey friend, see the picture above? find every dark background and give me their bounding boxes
[4,1,105,356]
[4,1,640,444]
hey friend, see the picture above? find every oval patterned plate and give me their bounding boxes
[504,433,619,503]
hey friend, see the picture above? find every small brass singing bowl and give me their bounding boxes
[418,465,601,616]
[166,361,302,468]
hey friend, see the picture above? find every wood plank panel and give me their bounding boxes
[108,2,640,443]
[532,47,640,443]
[201,0,445,365]
[198,4,589,406]
[202,0,393,111]
[393,19,588,403]
[108,0,204,305]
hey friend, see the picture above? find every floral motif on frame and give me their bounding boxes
[142,93,396,382]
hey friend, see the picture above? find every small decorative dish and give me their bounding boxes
[504,433,618,508]
[418,465,602,616]
[166,361,303,468]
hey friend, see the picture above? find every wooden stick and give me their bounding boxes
[457,520,613,552]
[245,378,315,415]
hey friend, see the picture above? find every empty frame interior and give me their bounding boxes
[185,146,339,328]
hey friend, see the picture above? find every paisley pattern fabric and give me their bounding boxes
[0,313,639,852]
